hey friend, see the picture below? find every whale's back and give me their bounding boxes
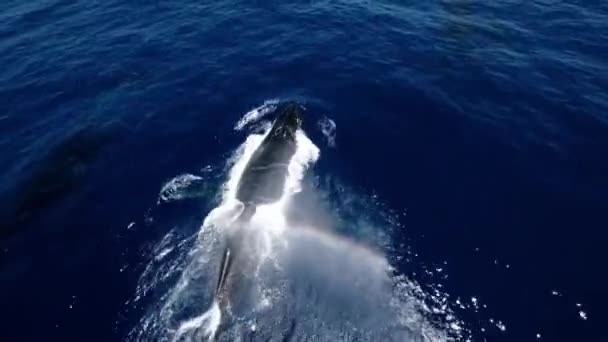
[236,103,301,205]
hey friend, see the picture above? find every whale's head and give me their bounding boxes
[279,102,303,130]
[268,102,302,139]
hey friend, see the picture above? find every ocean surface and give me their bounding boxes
[1,0,607,341]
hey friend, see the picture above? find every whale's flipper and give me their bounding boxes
[214,203,256,299]
[215,247,233,299]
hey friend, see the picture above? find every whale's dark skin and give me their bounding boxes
[214,103,302,299]
[236,103,301,207]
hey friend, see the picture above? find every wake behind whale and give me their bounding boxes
[128,101,463,342]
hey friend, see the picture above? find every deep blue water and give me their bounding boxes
[1,0,607,341]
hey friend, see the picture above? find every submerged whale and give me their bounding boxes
[214,102,302,300]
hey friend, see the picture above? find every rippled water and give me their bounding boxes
[1,0,607,341]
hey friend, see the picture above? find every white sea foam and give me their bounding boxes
[234,99,279,131]
[158,174,205,203]
[318,116,337,147]
[172,300,221,342]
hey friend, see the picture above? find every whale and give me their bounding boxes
[214,102,302,300]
